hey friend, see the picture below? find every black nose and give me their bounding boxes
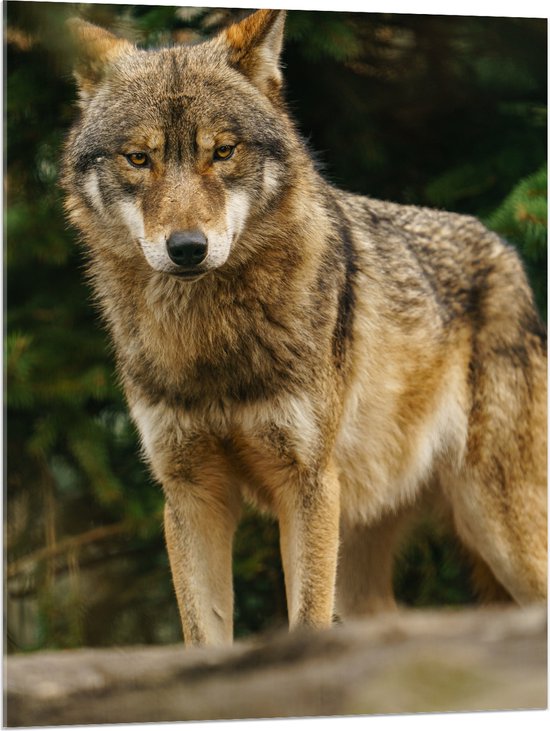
[166,230,208,268]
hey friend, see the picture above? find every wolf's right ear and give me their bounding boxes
[67,18,134,102]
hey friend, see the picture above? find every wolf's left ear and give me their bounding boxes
[217,9,286,97]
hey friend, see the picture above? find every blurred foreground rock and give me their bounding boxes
[5,605,547,726]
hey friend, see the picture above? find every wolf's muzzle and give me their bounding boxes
[166,230,208,269]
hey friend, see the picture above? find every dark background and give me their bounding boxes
[5,1,547,651]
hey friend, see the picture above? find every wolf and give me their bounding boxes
[62,9,547,646]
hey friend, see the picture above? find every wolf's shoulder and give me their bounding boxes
[331,187,520,282]
[333,188,497,254]
[327,187,537,327]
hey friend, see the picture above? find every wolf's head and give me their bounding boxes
[63,10,303,281]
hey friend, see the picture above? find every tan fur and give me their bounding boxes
[62,11,547,646]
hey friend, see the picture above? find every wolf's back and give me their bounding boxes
[336,189,545,346]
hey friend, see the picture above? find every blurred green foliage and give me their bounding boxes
[485,166,547,314]
[5,2,546,651]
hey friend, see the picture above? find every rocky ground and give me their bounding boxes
[5,604,547,726]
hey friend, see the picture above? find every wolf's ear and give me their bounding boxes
[217,9,286,97]
[67,18,134,101]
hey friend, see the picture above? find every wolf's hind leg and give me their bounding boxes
[446,347,547,604]
[335,505,414,619]
[464,548,513,603]
[447,469,547,604]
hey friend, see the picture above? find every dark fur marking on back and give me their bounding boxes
[393,227,454,323]
[326,193,359,369]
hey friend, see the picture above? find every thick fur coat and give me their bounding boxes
[63,10,547,645]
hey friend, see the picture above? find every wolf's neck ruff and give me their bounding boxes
[101,184,350,414]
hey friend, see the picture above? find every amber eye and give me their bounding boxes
[125,152,150,168]
[213,145,235,161]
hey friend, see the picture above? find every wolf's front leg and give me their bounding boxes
[164,482,241,646]
[131,401,241,645]
[278,461,341,630]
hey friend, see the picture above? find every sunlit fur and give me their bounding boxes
[63,10,547,646]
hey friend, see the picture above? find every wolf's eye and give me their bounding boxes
[125,152,150,168]
[213,145,235,161]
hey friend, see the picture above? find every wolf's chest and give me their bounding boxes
[121,308,310,410]
[130,389,320,508]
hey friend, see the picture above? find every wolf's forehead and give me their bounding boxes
[118,44,233,95]
[109,49,247,120]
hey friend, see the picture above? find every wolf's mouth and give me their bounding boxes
[168,270,206,282]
